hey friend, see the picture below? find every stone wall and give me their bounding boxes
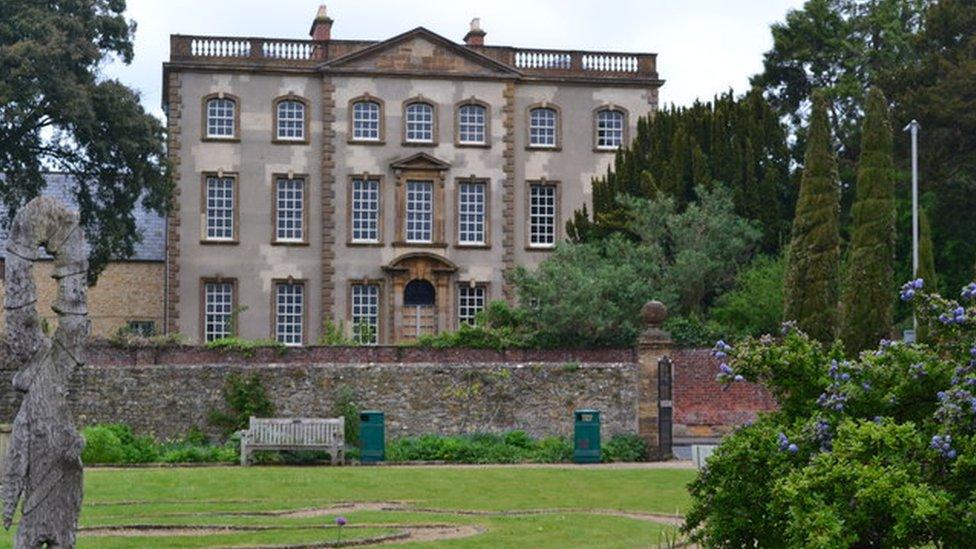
[0,346,639,441]
[0,261,164,338]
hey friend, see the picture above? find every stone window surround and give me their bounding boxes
[346,173,385,247]
[270,277,308,346]
[201,92,241,142]
[455,280,490,329]
[347,278,386,344]
[525,102,562,151]
[199,276,238,342]
[401,96,438,147]
[271,94,311,145]
[347,93,386,145]
[454,98,491,148]
[524,178,561,251]
[393,169,447,248]
[592,104,629,152]
[270,173,310,246]
[199,171,239,245]
[453,176,491,249]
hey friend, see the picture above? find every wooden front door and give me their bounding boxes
[401,279,437,341]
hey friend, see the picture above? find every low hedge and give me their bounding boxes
[81,424,237,465]
[387,431,647,464]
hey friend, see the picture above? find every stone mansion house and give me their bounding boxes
[163,6,663,345]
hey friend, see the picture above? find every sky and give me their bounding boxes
[104,0,807,120]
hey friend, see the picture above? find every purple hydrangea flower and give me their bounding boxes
[336,516,347,526]
[719,363,734,375]
[787,443,798,454]
[931,435,957,460]
[733,374,744,382]
[961,282,976,300]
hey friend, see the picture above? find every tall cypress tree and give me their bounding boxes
[784,90,842,344]
[841,88,897,352]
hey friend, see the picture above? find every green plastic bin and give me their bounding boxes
[360,410,385,463]
[573,409,601,464]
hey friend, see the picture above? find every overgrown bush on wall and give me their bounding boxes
[683,280,976,547]
[209,373,275,436]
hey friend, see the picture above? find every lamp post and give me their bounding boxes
[903,119,920,335]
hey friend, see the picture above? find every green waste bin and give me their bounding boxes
[573,409,601,464]
[360,411,385,463]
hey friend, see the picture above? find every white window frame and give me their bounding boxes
[206,97,236,139]
[275,177,304,243]
[276,100,305,141]
[405,102,434,143]
[457,285,487,326]
[457,181,486,245]
[405,180,433,243]
[529,183,557,248]
[352,100,381,141]
[596,109,624,149]
[351,178,380,243]
[351,283,380,345]
[205,176,235,241]
[274,281,304,346]
[204,281,234,342]
[529,107,557,148]
[458,104,487,145]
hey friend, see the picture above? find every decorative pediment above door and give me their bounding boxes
[390,152,451,178]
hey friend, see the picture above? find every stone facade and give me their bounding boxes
[0,261,164,338]
[163,8,663,344]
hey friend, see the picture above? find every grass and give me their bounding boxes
[1,465,696,548]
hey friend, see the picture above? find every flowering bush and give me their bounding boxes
[683,279,976,547]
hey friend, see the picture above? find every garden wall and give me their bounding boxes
[0,345,773,445]
[0,346,640,440]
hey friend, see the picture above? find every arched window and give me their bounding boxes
[404,279,436,306]
[405,101,435,143]
[528,106,558,148]
[595,108,626,149]
[275,98,306,141]
[351,99,381,141]
[457,103,487,145]
[205,96,237,139]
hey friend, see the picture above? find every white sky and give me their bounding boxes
[103,0,806,119]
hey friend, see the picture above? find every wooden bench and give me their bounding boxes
[239,417,345,466]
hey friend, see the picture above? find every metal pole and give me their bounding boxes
[903,119,920,334]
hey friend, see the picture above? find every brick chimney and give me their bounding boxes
[309,5,333,41]
[463,18,486,47]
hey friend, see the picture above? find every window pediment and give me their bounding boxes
[390,152,451,173]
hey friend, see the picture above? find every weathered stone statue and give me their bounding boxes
[1,197,87,547]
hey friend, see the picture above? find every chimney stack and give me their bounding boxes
[463,18,486,47]
[309,5,333,41]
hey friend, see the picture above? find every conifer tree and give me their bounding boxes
[841,88,896,352]
[783,90,841,344]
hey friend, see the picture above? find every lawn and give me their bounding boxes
[1,464,696,548]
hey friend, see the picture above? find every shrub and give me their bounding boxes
[81,425,125,464]
[531,436,573,463]
[209,373,275,437]
[81,424,234,465]
[710,253,785,338]
[663,315,723,348]
[412,301,535,350]
[331,385,360,446]
[683,280,976,547]
[205,337,285,356]
[603,434,647,462]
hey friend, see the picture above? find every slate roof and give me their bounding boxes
[0,173,165,262]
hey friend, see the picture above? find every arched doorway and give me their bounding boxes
[403,279,436,339]
[383,252,458,343]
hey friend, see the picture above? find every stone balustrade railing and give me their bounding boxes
[169,35,659,80]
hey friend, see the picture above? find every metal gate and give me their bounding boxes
[658,355,673,458]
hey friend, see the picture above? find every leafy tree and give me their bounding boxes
[513,184,758,347]
[887,0,976,292]
[0,0,171,283]
[841,88,896,353]
[784,91,842,344]
[684,283,976,547]
[915,205,937,341]
[711,253,786,338]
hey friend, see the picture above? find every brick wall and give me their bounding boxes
[672,348,777,443]
[0,261,165,338]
